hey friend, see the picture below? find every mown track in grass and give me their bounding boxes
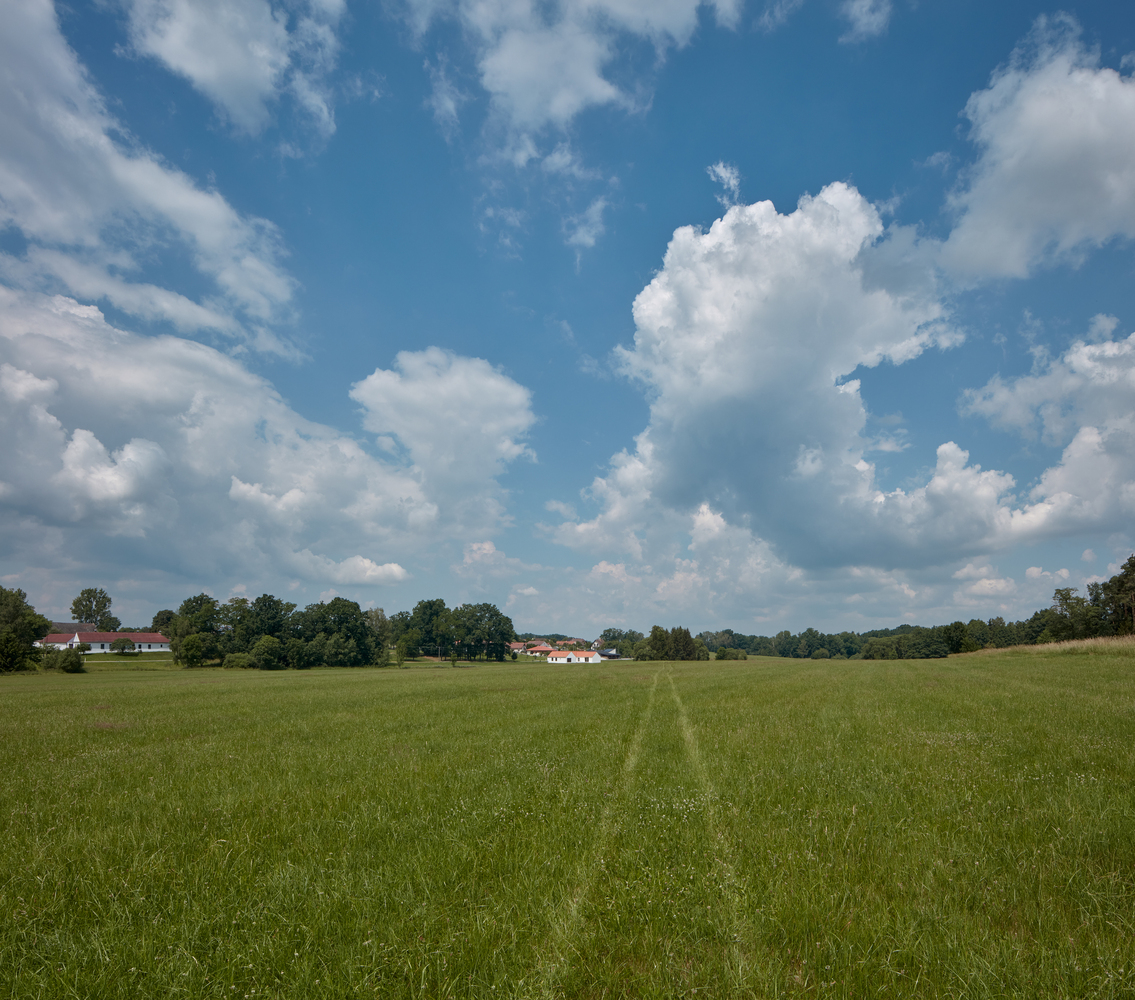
[2,650,1134,998]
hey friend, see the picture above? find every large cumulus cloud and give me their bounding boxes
[0,288,535,599]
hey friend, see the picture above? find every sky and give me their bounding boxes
[2,0,1135,636]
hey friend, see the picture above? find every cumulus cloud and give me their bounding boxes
[545,169,1135,594]
[0,0,297,347]
[0,289,534,598]
[943,15,1135,280]
[403,0,741,145]
[122,0,345,138]
[349,347,536,535]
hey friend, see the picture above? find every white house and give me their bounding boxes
[545,650,602,664]
[39,631,171,654]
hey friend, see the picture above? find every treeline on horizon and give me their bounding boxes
[598,556,1135,662]
[3,556,1134,673]
[147,594,519,669]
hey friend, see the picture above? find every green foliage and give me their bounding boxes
[667,626,698,661]
[252,635,284,671]
[109,637,136,655]
[41,648,86,673]
[715,647,747,660]
[396,630,420,661]
[0,587,52,673]
[222,653,254,669]
[647,625,670,660]
[598,628,644,657]
[179,633,206,669]
[450,602,516,661]
[70,587,120,632]
[151,609,176,634]
[364,608,391,652]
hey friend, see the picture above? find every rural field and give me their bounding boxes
[2,646,1134,998]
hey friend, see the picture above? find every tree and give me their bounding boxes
[252,635,284,670]
[180,633,206,669]
[410,598,452,654]
[646,625,670,661]
[450,603,516,661]
[365,608,391,652]
[0,587,53,673]
[668,626,698,661]
[599,627,644,657]
[1044,587,1105,642]
[177,594,221,631]
[109,636,136,655]
[71,588,120,631]
[151,609,177,634]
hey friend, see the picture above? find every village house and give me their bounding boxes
[39,631,171,654]
[545,650,603,664]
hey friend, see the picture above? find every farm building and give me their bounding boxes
[39,632,170,654]
[545,650,602,664]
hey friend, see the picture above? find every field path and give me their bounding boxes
[521,669,662,999]
[667,671,749,990]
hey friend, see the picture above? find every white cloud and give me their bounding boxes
[0,289,534,597]
[349,347,536,534]
[839,0,891,43]
[0,0,297,347]
[565,197,608,249]
[426,57,468,139]
[943,15,1135,280]
[706,161,741,206]
[122,0,345,138]
[403,0,740,144]
[758,0,804,33]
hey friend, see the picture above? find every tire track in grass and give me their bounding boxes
[667,670,749,991]
[522,669,661,999]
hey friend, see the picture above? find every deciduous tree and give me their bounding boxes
[71,587,120,631]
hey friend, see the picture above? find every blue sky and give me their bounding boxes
[2,0,1135,636]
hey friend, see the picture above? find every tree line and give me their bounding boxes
[693,556,1135,660]
[596,626,709,661]
[149,594,519,669]
[4,556,1135,673]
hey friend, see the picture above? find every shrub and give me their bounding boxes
[222,653,254,669]
[252,635,284,670]
[42,648,86,673]
[810,648,830,659]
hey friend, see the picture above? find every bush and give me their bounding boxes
[42,648,86,673]
[109,636,137,655]
[252,635,284,670]
[222,653,254,669]
[810,648,830,659]
[716,647,747,660]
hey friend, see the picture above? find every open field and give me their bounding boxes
[2,648,1134,998]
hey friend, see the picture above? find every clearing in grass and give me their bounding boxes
[2,645,1133,997]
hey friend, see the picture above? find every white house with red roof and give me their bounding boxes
[39,631,170,654]
[524,644,557,657]
[545,650,602,664]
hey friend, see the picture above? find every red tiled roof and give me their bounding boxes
[43,632,169,644]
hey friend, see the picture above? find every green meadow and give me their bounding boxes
[2,645,1134,998]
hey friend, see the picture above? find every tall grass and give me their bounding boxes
[2,650,1132,997]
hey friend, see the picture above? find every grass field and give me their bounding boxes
[2,647,1134,998]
